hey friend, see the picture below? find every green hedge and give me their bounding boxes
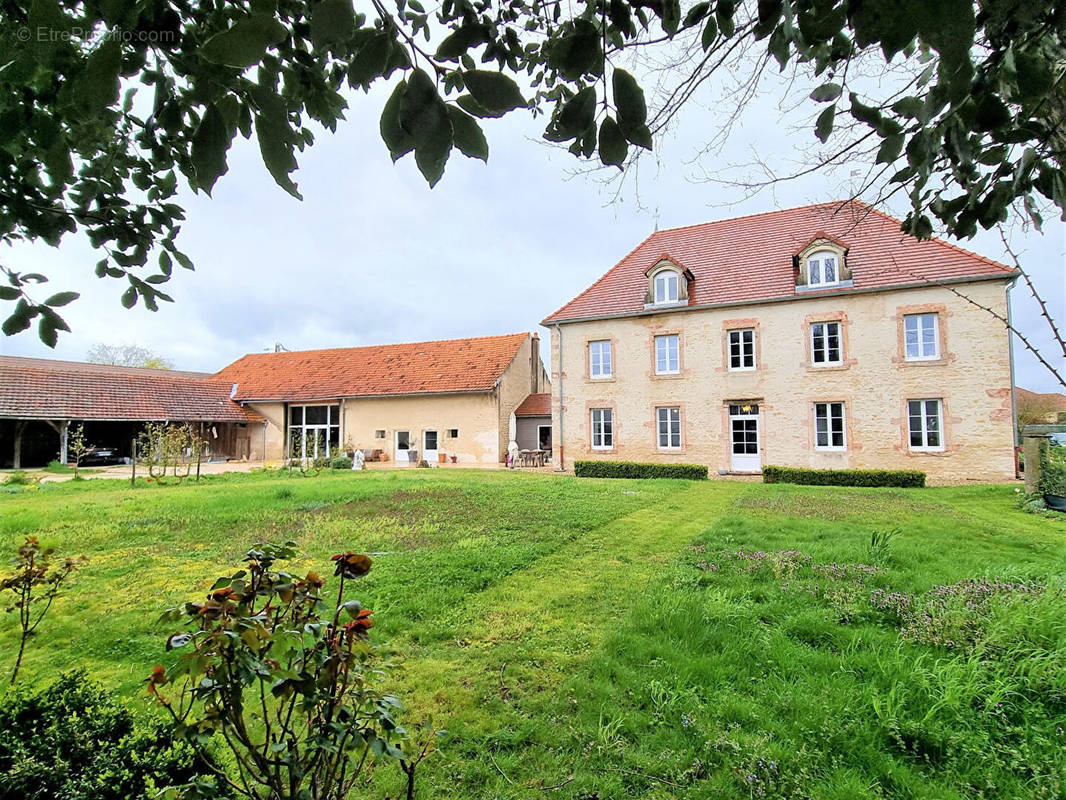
[762,465,925,488]
[574,460,708,480]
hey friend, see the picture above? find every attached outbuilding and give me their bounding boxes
[0,356,265,468]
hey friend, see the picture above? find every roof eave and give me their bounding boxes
[236,388,497,404]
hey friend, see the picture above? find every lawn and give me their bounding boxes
[1,470,1063,799]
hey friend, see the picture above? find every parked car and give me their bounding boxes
[79,447,124,466]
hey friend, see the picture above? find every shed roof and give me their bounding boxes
[514,393,551,417]
[0,356,261,422]
[214,333,530,402]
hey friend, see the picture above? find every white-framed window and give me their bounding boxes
[810,321,842,365]
[589,340,612,378]
[374,429,386,439]
[590,408,614,450]
[904,313,940,361]
[653,270,679,304]
[656,406,681,449]
[289,404,341,458]
[814,402,846,450]
[654,334,680,374]
[908,399,944,450]
[728,328,756,370]
[807,250,840,286]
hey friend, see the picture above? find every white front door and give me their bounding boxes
[395,430,411,465]
[729,404,761,472]
[423,430,439,464]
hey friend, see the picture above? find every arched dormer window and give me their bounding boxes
[643,257,693,308]
[795,235,851,291]
[807,250,839,287]
[653,268,679,304]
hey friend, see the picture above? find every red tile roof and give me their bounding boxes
[1016,388,1066,412]
[214,333,530,402]
[515,393,551,417]
[543,201,1015,323]
[0,356,261,422]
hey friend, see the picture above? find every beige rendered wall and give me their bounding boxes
[549,280,1015,484]
[496,334,551,459]
[341,392,501,465]
[248,402,288,462]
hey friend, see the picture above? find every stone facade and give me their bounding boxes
[548,279,1015,484]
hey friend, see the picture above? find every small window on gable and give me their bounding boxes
[807,250,840,287]
[447,428,459,438]
[653,269,679,304]
[374,429,386,439]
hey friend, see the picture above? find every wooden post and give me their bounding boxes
[58,421,69,464]
[196,442,201,483]
[131,437,137,488]
[12,421,25,469]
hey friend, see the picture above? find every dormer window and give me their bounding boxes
[807,250,839,286]
[653,270,679,304]
[643,257,693,308]
[795,235,851,291]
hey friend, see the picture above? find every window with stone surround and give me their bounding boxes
[814,402,846,450]
[728,328,756,370]
[810,321,842,365]
[655,334,680,374]
[904,313,940,361]
[589,340,612,378]
[656,407,681,449]
[590,408,613,449]
[908,399,943,450]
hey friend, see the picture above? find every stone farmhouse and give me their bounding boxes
[541,201,1019,483]
[0,332,548,468]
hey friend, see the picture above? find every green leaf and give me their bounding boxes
[447,106,488,162]
[456,93,504,119]
[1,301,33,336]
[556,86,596,139]
[435,24,490,61]
[684,2,710,28]
[849,92,882,127]
[79,38,122,111]
[253,87,302,200]
[876,133,905,164]
[810,83,842,102]
[612,69,646,127]
[310,0,355,49]
[121,287,137,308]
[701,17,718,51]
[598,117,628,169]
[545,20,602,80]
[0,286,19,301]
[380,80,416,161]
[44,291,78,307]
[659,0,682,36]
[399,69,454,186]
[1013,49,1054,103]
[619,120,653,150]
[463,71,526,115]
[716,0,736,38]
[815,104,835,143]
[348,32,393,90]
[200,14,287,69]
[191,103,232,194]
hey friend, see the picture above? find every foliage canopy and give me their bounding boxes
[0,0,1062,342]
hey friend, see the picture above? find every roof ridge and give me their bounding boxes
[652,200,857,237]
[226,331,529,362]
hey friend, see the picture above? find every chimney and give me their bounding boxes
[530,332,540,393]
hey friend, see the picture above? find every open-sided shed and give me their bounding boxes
[0,356,265,468]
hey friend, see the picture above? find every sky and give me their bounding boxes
[1,66,1064,392]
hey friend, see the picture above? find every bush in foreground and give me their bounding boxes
[575,460,708,480]
[763,465,925,488]
[0,672,222,800]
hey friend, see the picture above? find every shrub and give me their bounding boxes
[0,671,224,800]
[1039,459,1066,496]
[3,471,30,486]
[762,465,925,488]
[330,455,353,470]
[574,460,708,480]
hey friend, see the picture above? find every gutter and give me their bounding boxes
[541,272,1017,327]
[234,388,495,404]
[554,322,565,472]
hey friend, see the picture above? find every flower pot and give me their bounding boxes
[438,453,446,464]
[1044,493,1066,512]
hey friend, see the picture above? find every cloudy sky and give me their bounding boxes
[2,68,1063,392]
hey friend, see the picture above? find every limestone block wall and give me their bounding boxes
[549,280,1015,484]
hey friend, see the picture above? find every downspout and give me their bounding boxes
[1006,279,1020,473]
[554,322,565,472]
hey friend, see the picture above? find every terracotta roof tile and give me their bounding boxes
[214,333,530,402]
[0,357,261,422]
[1016,388,1066,412]
[543,201,1015,323]
[515,393,551,416]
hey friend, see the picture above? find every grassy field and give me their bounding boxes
[1,470,1064,798]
